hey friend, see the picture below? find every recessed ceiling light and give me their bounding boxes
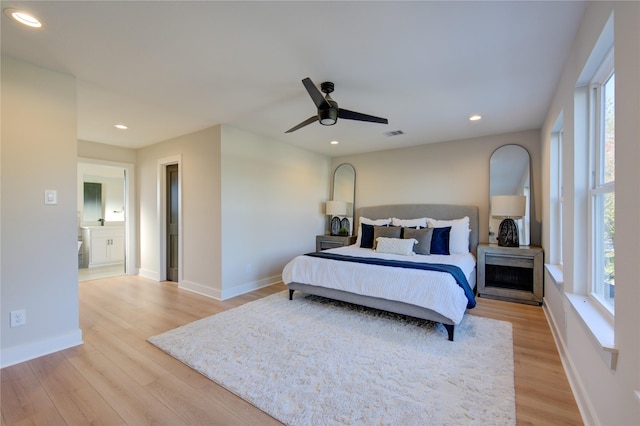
[4,9,43,28]
[114,124,128,130]
[330,140,339,145]
[469,114,482,121]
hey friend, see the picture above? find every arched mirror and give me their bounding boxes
[489,145,531,246]
[331,163,356,235]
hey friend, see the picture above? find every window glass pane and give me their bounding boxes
[593,191,615,310]
[603,74,615,183]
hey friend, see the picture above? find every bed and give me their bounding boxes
[282,204,479,341]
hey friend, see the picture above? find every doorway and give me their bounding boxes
[166,164,179,282]
[77,159,134,281]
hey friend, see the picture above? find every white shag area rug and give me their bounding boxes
[148,291,515,425]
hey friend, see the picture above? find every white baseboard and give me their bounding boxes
[220,275,282,300]
[138,268,159,281]
[0,329,83,368]
[543,299,595,426]
[178,275,282,302]
[180,280,221,300]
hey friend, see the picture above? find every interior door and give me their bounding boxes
[166,164,179,282]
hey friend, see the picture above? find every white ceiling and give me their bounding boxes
[1,1,585,157]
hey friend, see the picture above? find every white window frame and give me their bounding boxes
[587,49,615,314]
[556,129,564,267]
[549,122,564,269]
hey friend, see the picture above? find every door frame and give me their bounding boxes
[157,155,183,282]
[78,157,136,275]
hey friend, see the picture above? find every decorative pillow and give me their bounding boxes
[373,225,402,249]
[391,217,427,229]
[359,224,376,248]
[426,216,470,254]
[403,227,433,255]
[430,226,452,255]
[375,237,417,256]
[356,217,391,247]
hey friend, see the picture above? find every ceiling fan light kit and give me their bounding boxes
[286,77,388,133]
[319,108,337,125]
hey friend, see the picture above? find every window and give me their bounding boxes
[550,116,564,267]
[589,56,615,313]
[557,130,564,266]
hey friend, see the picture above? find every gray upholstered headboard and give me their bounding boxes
[357,204,479,255]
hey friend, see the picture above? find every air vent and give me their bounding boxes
[384,130,405,137]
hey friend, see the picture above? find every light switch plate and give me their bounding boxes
[44,189,57,205]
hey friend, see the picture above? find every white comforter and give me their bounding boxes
[281,245,476,325]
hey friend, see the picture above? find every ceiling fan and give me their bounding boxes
[285,78,388,133]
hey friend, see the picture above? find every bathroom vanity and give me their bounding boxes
[81,226,125,268]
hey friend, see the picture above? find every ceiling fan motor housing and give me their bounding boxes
[319,96,338,125]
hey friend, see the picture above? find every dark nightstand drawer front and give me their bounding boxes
[485,264,534,291]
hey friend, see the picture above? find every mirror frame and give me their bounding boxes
[489,144,531,246]
[331,163,356,235]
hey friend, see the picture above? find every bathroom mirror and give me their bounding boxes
[489,145,531,245]
[332,163,356,235]
[83,182,103,222]
[78,162,126,226]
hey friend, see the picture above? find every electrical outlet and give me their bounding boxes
[10,310,26,328]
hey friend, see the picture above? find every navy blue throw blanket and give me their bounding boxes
[305,251,476,309]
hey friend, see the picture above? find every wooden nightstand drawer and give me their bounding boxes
[316,235,356,252]
[319,240,345,250]
[485,254,534,269]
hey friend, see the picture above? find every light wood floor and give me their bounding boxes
[1,275,583,425]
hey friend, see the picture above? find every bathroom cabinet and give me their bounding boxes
[82,226,125,268]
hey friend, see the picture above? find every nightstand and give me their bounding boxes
[316,234,356,252]
[477,243,544,305]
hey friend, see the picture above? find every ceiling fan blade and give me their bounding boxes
[302,78,330,109]
[285,115,319,133]
[338,108,388,124]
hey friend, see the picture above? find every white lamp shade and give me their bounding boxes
[491,195,526,218]
[326,200,347,216]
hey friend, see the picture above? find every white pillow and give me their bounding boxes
[426,216,470,254]
[355,217,392,247]
[391,217,427,228]
[375,237,417,256]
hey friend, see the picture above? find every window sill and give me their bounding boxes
[565,292,617,370]
[545,263,563,287]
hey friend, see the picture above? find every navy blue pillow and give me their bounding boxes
[430,226,451,255]
[360,223,375,248]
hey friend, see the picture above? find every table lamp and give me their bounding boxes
[491,195,526,247]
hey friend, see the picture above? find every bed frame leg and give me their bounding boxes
[289,289,294,300]
[443,324,455,341]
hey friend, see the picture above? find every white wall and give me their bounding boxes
[0,57,83,367]
[136,126,222,297]
[540,2,640,425]
[78,139,137,164]
[220,125,330,299]
[333,129,542,246]
[136,124,329,300]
